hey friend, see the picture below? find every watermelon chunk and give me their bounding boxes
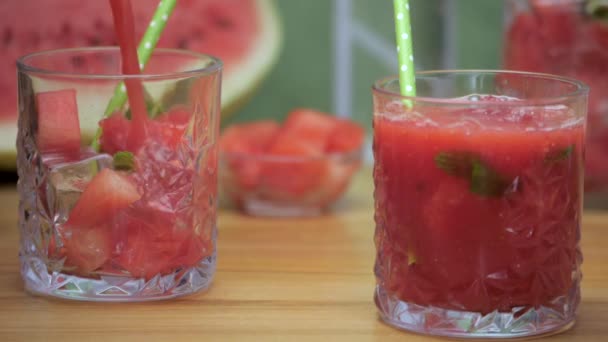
[99,113,130,155]
[220,120,280,154]
[63,225,112,274]
[327,119,365,153]
[99,108,191,155]
[220,120,280,189]
[262,134,328,196]
[36,89,81,155]
[66,168,141,228]
[149,107,192,149]
[281,109,337,152]
[113,208,209,280]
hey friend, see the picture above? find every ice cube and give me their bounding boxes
[45,153,113,224]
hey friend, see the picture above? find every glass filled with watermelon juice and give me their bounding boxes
[504,0,608,207]
[17,47,221,301]
[372,71,587,338]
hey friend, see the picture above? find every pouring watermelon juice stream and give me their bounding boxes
[27,0,215,283]
[109,0,148,152]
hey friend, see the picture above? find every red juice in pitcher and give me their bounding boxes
[372,71,587,338]
[504,0,608,200]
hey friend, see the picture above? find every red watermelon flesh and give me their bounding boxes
[2,0,261,123]
[36,89,81,154]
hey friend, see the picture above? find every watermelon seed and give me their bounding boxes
[88,36,102,47]
[214,18,233,29]
[60,23,72,36]
[71,55,85,68]
[2,28,12,46]
[28,32,41,46]
[415,182,426,193]
[94,20,105,30]
[178,39,189,49]
[192,29,204,39]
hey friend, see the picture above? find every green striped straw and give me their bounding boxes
[92,0,177,150]
[393,0,416,101]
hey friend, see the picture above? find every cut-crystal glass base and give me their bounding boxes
[21,254,216,302]
[374,285,578,339]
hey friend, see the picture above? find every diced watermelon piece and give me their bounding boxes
[114,209,208,280]
[220,121,280,189]
[63,225,112,274]
[327,119,365,153]
[36,89,81,154]
[99,112,130,154]
[220,120,280,154]
[100,108,191,155]
[148,107,192,149]
[66,168,141,228]
[114,215,172,279]
[281,109,337,152]
[157,107,192,126]
[262,134,328,195]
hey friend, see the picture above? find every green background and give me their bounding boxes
[226,0,505,131]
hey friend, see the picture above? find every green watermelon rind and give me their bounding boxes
[221,0,282,115]
[1,0,282,170]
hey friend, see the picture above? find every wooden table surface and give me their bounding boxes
[0,169,607,341]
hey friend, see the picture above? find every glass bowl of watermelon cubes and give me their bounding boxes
[219,109,365,217]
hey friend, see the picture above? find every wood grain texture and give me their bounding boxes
[0,169,607,341]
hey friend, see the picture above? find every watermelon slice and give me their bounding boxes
[2,0,282,168]
[35,89,81,155]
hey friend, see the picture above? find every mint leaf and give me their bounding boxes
[435,151,511,198]
[434,152,475,177]
[113,151,136,171]
[586,0,608,21]
[470,160,510,197]
[545,145,574,163]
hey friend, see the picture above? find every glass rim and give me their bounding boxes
[372,70,589,106]
[17,46,223,81]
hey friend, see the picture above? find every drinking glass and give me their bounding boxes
[373,70,587,338]
[17,47,221,301]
